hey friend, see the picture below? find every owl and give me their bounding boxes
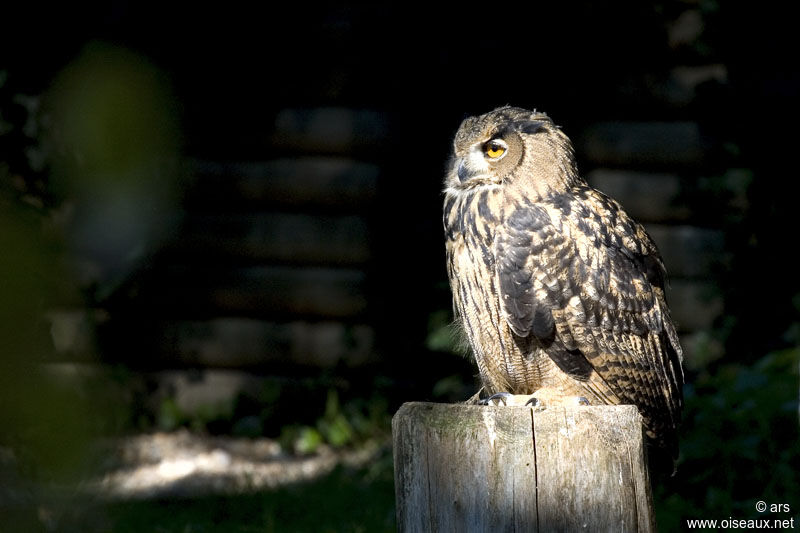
[443,106,684,460]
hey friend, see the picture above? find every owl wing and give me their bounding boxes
[496,187,683,445]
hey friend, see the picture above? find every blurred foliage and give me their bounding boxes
[1,36,183,448]
[1,43,184,531]
[0,69,53,213]
[656,343,800,528]
[650,2,800,525]
[425,309,456,353]
[149,381,392,457]
[0,159,100,532]
[44,41,184,302]
[0,202,90,482]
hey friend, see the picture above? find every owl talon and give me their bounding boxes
[525,397,545,410]
[576,396,590,406]
[479,392,512,406]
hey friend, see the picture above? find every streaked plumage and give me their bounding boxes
[443,106,684,458]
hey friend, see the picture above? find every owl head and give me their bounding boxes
[445,106,580,198]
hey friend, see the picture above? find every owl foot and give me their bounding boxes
[478,392,513,406]
[524,388,591,409]
[479,393,541,406]
[478,391,590,407]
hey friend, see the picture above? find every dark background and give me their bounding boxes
[1,1,799,531]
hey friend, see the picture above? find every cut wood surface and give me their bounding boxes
[392,402,655,532]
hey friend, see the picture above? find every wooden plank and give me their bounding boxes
[578,121,708,168]
[644,224,724,278]
[157,266,368,319]
[188,157,379,211]
[586,169,690,223]
[169,213,370,265]
[46,313,376,368]
[161,319,375,368]
[588,168,749,222]
[665,64,728,107]
[270,108,390,154]
[392,402,654,532]
[45,314,376,370]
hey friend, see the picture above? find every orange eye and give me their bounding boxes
[484,139,507,159]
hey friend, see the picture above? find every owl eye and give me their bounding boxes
[483,139,507,160]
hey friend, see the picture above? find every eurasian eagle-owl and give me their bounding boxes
[443,106,684,459]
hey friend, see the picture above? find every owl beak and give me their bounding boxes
[455,152,490,184]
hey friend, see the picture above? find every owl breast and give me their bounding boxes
[443,185,550,394]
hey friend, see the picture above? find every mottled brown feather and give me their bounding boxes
[443,106,684,459]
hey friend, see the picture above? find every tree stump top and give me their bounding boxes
[392,402,655,532]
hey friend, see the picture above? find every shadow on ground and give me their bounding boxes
[1,431,396,533]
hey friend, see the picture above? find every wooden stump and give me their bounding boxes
[392,402,655,532]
